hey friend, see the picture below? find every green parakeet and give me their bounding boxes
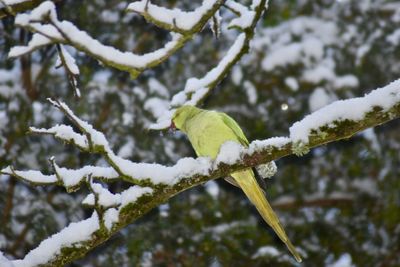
[171,105,302,263]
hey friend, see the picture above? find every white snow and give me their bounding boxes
[215,141,245,165]
[148,78,169,98]
[333,75,359,89]
[0,252,14,267]
[231,65,243,85]
[127,0,220,31]
[362,128,381,154]
[100,10,120,23]
[83,186,152,230]
[262,37,324,71]
[225,0,249,16]
[209,10,221,38]
[91,182,121,208]
[327,253,354,267]
[30,124,88,149]
[386,29,400,46]
[151,33,247,130]
[173,33,246,104]
[243,80,258,104]
[143,108,175,130]
[56,165,119,187]
[302,61,336,84]
[10,2,185,70]
[57,45,80,75]
[2,0,31,5]
[1,166,57,184]
[82,193,95,206]
[47,99,109,147]
[144,97,170,119]
[248,137,291,154]
[12,212,100,267]
[290,79,400,143]
[205,180,220,198]
[285,77,299,91]
[228,9,255,29]
[252,246,280,259]
[108,153,213,185]
[308,87,336,112]
[9,32,54,58]
[104,208,119,230]
[121,186,153,206]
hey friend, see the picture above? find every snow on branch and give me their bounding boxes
[55,44,81,97]
[4,98,215,186]
[150,0,268,129]
[0,0,55,18]
[1,79,399,266]
[83,182,153,230]
[7,0,219,77]
[11,212,100,267]
[289,78,400,154]
[1,166,58,185]
[1,162,119,192]
[127,0,224,34]
[51,161,119,192]
[171,33,247,107]
[225,0,256,30]
[29,124,89,150]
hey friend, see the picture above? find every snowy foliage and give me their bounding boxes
[0,0,400,266]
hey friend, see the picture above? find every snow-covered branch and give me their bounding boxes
[1,78,399,266]
[127,0,224,34]
[150,0,268,129]
[8,0,223,77]
[0,0,58,18]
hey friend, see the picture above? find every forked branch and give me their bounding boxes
[1,79,399,266]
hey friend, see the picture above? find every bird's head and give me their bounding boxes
[170,105,201,133]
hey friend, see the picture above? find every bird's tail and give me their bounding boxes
[232,169,302,263]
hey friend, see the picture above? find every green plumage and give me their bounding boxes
[172,105,302,262]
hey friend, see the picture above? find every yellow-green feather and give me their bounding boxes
[232,169,302,262]
[172,105,302,262]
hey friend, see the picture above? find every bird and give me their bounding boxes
[170,105,302,263]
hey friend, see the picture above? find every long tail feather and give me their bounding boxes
[232,169,302,263]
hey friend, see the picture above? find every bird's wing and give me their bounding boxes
[218,112,270,191]
[218,112,249,147]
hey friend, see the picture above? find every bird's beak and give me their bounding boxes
[169,121,176,134]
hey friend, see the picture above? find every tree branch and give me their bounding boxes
[2,79,400,266]
[126,0,225,34]
[8,0,223,78]
[150,0,268,129]
[0,0,60,19]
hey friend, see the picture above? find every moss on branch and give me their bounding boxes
[33,99,400,267]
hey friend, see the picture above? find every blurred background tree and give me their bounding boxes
[0,0,399,266]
